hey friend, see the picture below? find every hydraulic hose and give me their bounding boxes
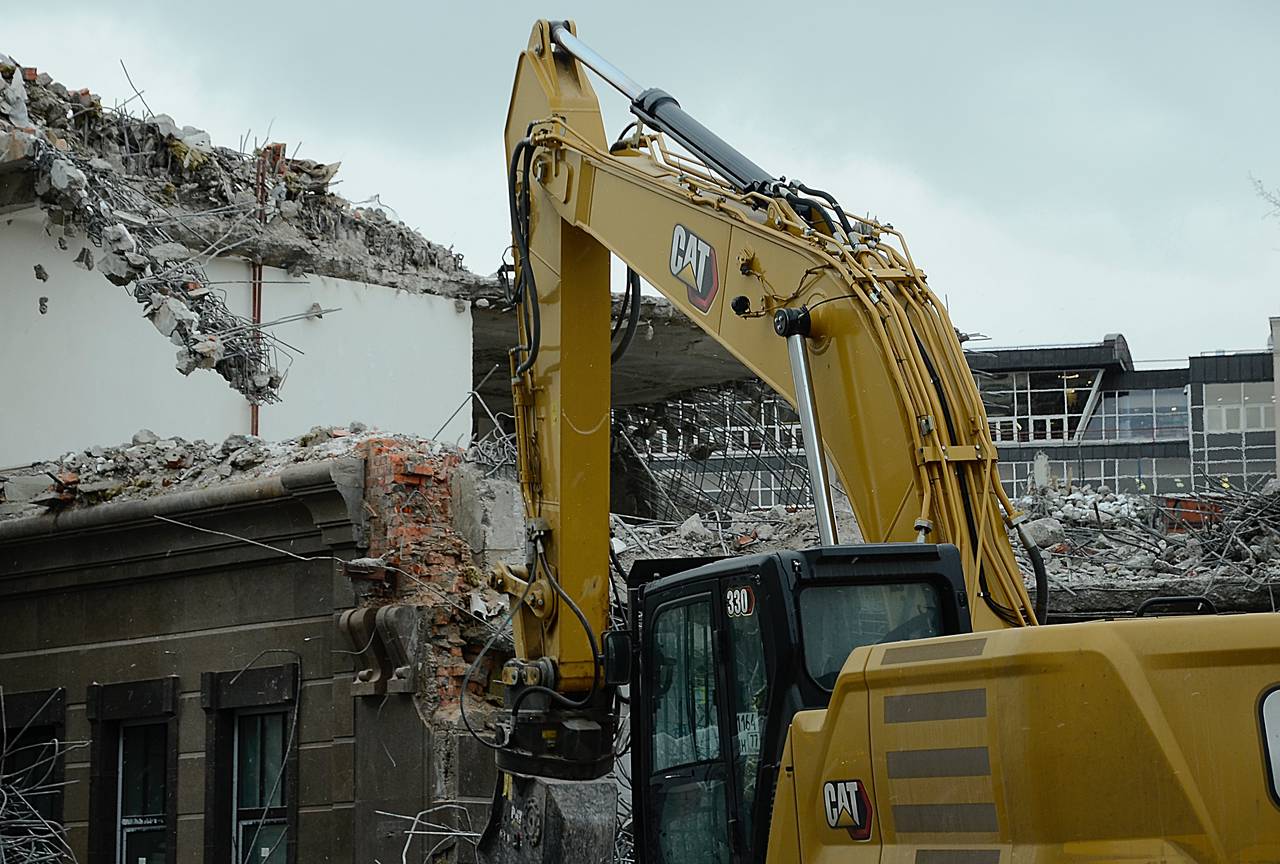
[611,268,641,364]
[795,182,862,242]
[1017,525,1050,624]
[507,138,541,375]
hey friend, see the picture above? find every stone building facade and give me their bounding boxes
[0,441,519,863]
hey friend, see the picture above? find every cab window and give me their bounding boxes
[799,582,942,688]
[648,597,730,864]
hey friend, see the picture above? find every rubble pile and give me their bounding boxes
[611,500,862,575]
[1012,480,1280,614]
[607,478,1280,616]
[0,422,390,520]
[0,54,480,402]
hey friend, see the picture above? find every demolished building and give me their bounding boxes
[0,55,753,470]
[0,427,525,863]
[1,55,479,466]
[0,49,758,864]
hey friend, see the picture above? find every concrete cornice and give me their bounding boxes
[0,460,366,547]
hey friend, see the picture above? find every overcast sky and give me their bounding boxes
[7,1,1279,361]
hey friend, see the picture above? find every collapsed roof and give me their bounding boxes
[0,51,752,416]
[0,54,481,404]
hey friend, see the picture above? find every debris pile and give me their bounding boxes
[0,54,481,402]
[610,499,863,576]
[0,422,382,520]
[605,477,1279,616]
[1012,480,1280,614]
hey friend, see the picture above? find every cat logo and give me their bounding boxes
[669,224,719,312]
[822,779,872,840]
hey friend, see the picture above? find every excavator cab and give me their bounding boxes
[627,543,970,863]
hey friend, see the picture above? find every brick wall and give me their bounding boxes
[360,439,507,711]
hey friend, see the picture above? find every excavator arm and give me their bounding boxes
[494,18,1034,740]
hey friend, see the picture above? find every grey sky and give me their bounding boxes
[7,1,1279,361]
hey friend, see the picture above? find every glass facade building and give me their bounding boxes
[968,335,1277,496]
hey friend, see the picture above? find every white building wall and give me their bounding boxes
[0,208,471,467]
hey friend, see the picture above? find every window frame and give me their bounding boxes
[85,677,179,864]
[642,592,734,863]
[232,708,290,864]
[116,719,170,864]
[201,664,299,864]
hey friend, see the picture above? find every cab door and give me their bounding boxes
[643,592,733,863]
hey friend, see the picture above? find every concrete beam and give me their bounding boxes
[472,293,751,411]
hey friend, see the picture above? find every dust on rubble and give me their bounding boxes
[1010,479,1280,614]
[0,423,414,520]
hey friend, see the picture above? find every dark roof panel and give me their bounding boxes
[1188,352,1273,384]
[966,334,1133,373]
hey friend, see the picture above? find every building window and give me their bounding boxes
[86,678,178,864]
[118,722,169,863]
[1195,382,1276,490]
[234,711,289,864]
[202,664,298,864]
[1,688,67,833]
[980,369,1102,443]
[1204,382,1277,433]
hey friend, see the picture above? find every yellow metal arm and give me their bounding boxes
[502,20,1036,696]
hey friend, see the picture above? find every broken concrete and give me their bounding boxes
[1010,480,1280,615]
[607,477,1280,618]
[0,432,527,863]
[0,422,381,521]
[471,292,752,413]
[0,54,482,404]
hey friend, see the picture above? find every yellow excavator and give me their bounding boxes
[476,19,1280,863]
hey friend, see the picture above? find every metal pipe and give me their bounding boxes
[549,23,644,101]
[786,334,839,545]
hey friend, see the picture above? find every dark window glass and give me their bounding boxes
[119,722,167,864]
[237,713,286,809]
[1028,372,1064,390]
[651,778,729,864]
[238,821,287,864]
[122,723,166,817]
[651,601,720,771]
[235,711,289,864]
[799,582,943,689]
[1029,389,1065,416]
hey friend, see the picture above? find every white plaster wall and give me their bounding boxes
[1,209,247,465]
[238,262,473,446]
[0,207,471,467]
